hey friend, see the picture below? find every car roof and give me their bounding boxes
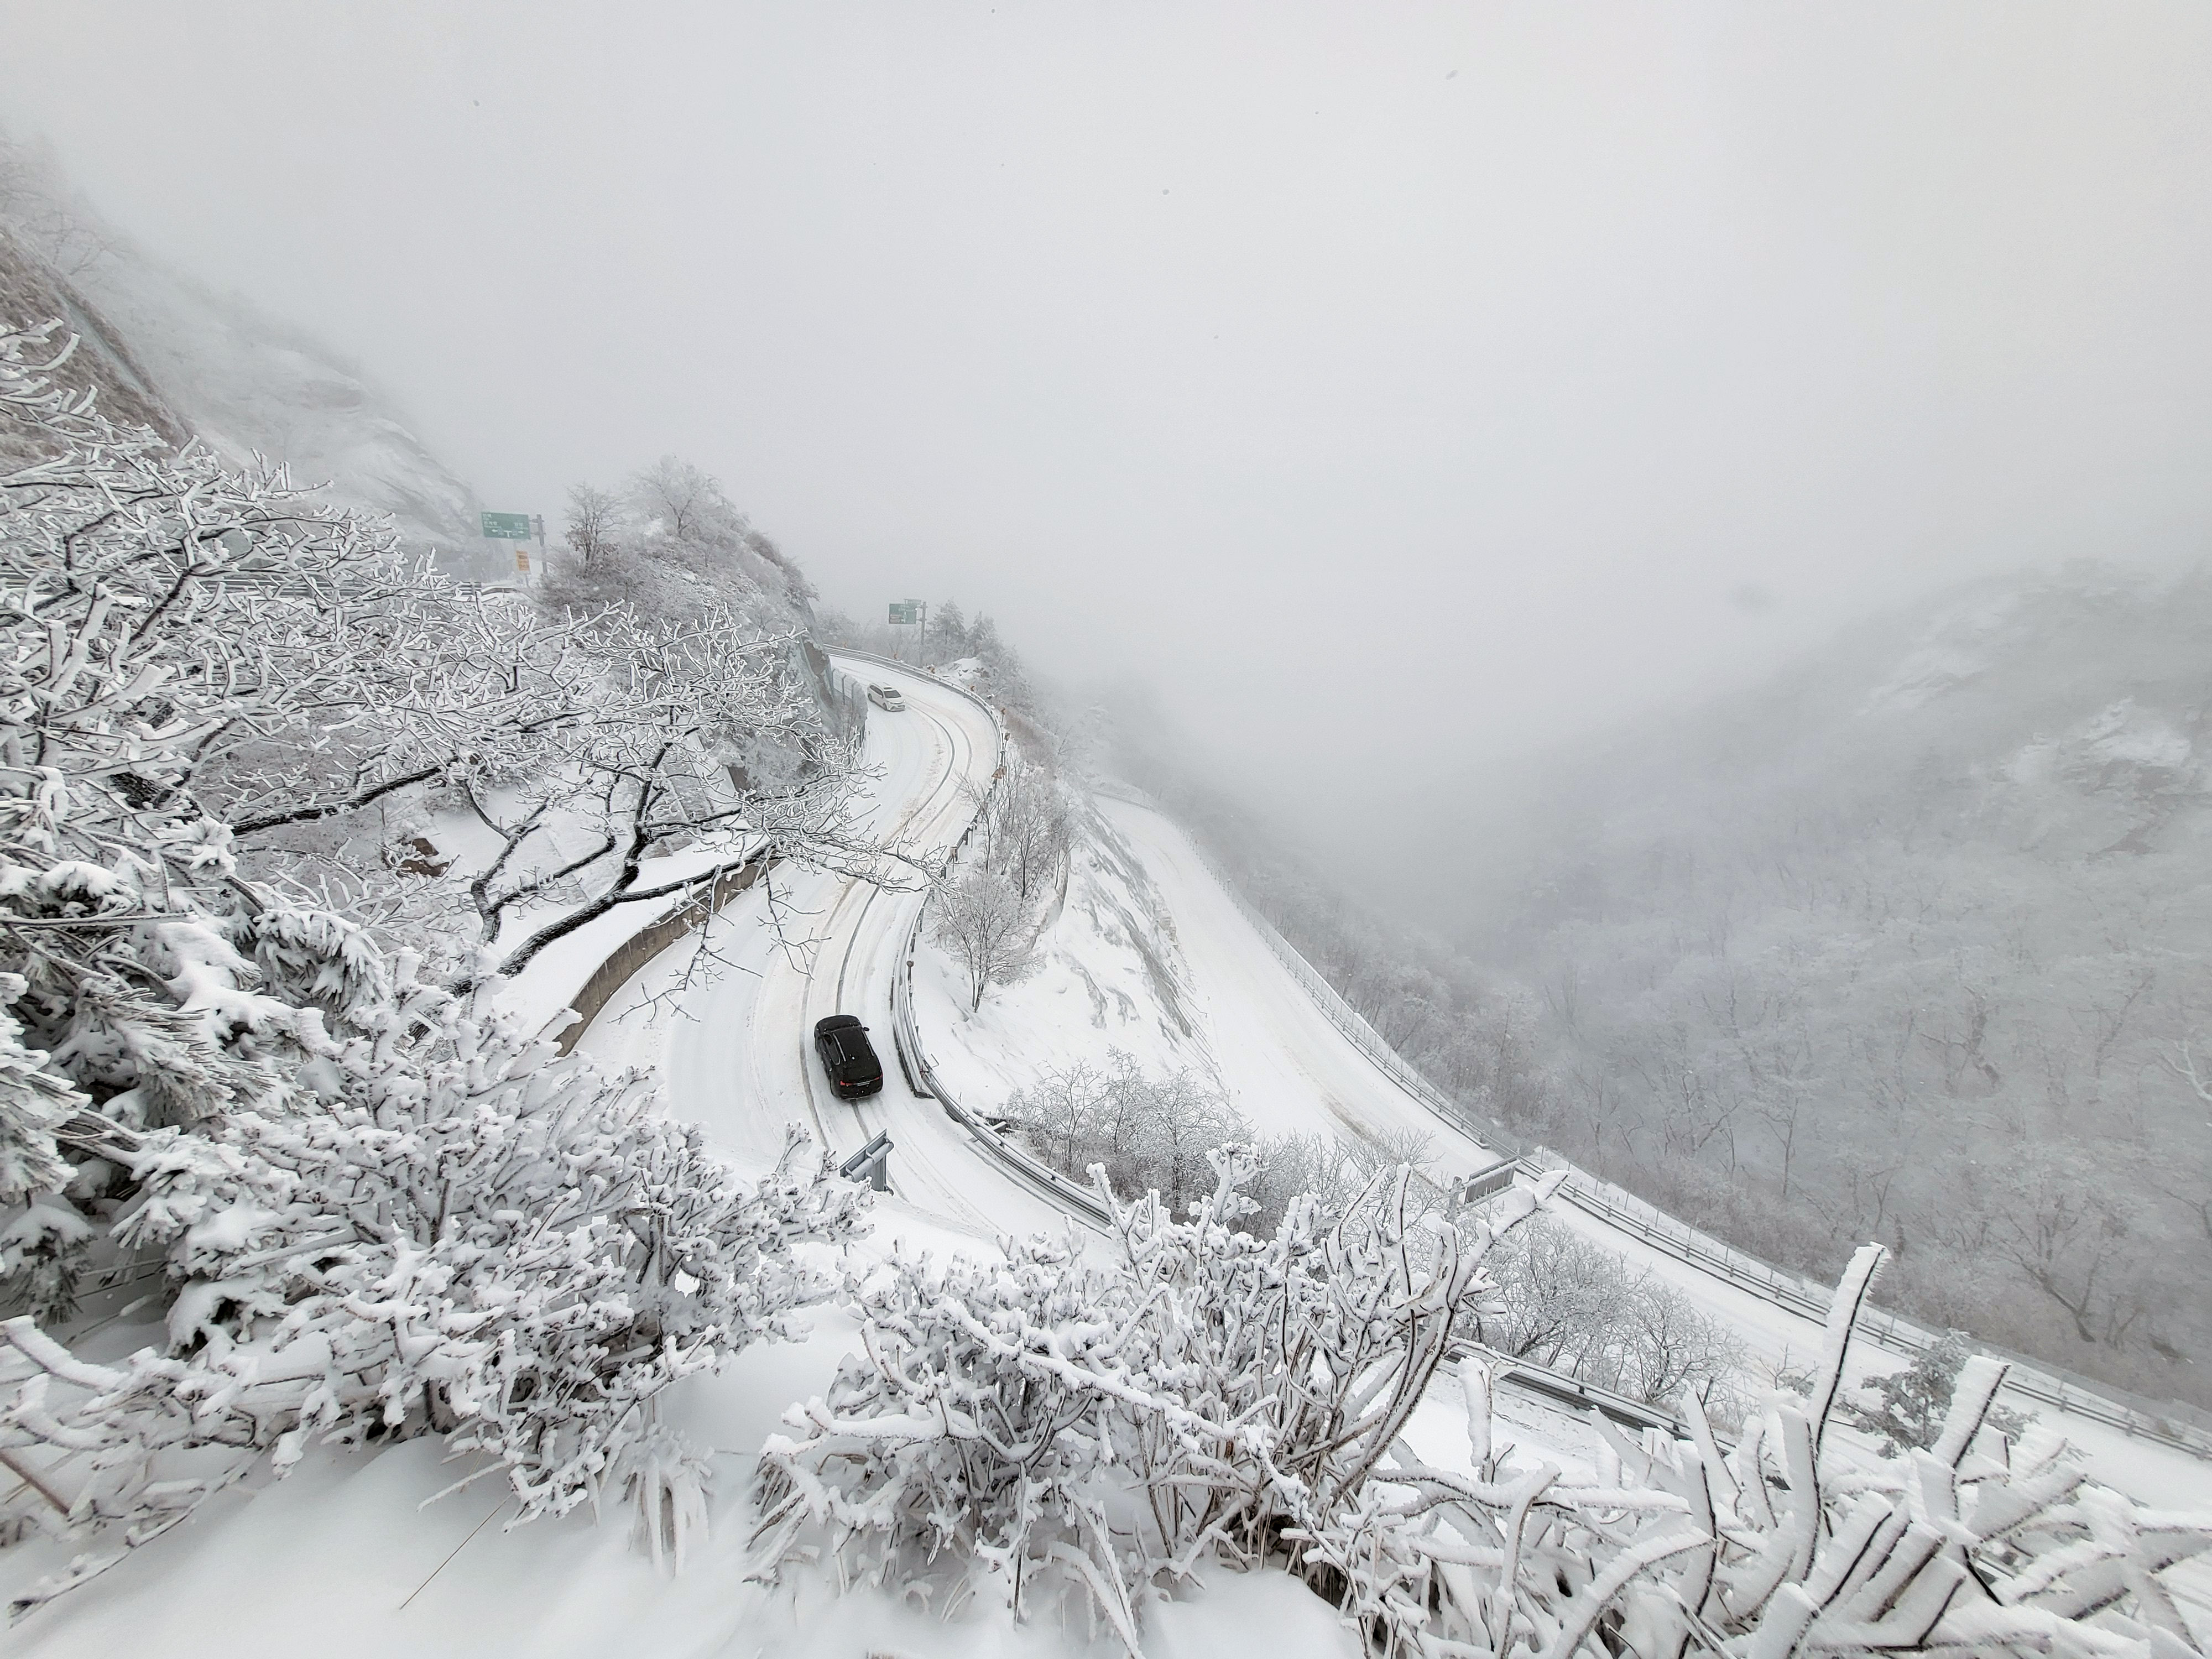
[814,1014,862,1034]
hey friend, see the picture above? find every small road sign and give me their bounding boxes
[838,1131,894,1192]
[481,511,532,540]
[888,601,921,625]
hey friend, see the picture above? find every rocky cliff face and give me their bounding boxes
[1,141,492,572]
[0,220,185,463]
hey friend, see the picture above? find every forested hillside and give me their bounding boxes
[1121,565,2212,1408]
[1398,565,2212,1405]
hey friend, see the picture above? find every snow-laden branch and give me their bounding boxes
[755,1152,2212,1659]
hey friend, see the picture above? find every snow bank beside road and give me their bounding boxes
[913,804,1213,1120]
[1095,796,1507,1183]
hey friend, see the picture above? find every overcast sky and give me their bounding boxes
[6,3,2211,835]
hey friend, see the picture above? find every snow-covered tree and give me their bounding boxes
[1473,1212,1746,1411]
[629,454,739,546]
[988,757,1072,901]
[931,597,969,661]
[562,481,623,567]
[444,606,876,986]
[0,320,869,1598]
[1006,1051,1251,1215]
[1844,1328,2025,1455]
[1,310,880,995]
[928,865,1035,1010]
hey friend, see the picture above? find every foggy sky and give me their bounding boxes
[6,3,2211,836]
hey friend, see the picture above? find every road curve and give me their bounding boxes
[576,654,1070,1242]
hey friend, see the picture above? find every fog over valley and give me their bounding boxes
[7,6,2211,824]
[2,9,2211,1658]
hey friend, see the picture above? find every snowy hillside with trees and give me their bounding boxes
[6,309,2212,1658]
[2,98,2210,1659]
[1136,567,2212,1416]
[1409,567,2212,1410]
[0,131,489,571]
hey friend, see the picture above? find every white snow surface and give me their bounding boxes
[4,1201,1368,1659]
[9,655,2203,1652]
[910,803,1214,1120]
[1089,798,1508,1187]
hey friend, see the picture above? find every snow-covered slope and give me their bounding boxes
[0,141,489,570]
[1338,562,2212,1410]
[911,801,1213,1119]
[1082,792,2212,1509]
[0,654,1601,1659]
[78,255,489,567]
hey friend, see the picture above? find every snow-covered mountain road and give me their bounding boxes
[575,654,1071,1243]
[576,660,2205,1506]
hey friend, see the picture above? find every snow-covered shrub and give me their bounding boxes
[1005,1051,1257,1217]
[1843,1327,2026,1455]
[1471,1212,1746,1413]
[0,316,867,994]
[758,1161,2211,1659]
[754,1152,1564,1647]
[1007,1057,1455,1234]
[0,321,869,1606]
[1370,1253,2212,1659]
[0,832,865,1610]
[542,456,815,633]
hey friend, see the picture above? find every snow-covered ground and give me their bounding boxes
[2,1188,1373,1659]
[10,649,2204,1652]
[1094,799,1507,1187]
[5,655,1382,1655]
[911,802,1214,1120]
[575,655,1072,1243]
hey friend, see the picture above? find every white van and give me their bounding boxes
[867,683,905,711]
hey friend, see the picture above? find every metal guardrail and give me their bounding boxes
[838,1131,895,1192]
[1455,1341,1689,1439]
[1521,1150,2212,1457]
[891,905,1114,1230]
[1093,782,2212,1464]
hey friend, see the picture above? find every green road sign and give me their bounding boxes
[481,511,532,540]
[888,601,922,624]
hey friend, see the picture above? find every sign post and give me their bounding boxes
[482,512,534,580]
[887,599,927,660]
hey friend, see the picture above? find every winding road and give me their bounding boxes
[575,654,1069,1243]
[578,651,2208,1508]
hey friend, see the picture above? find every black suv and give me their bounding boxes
[812,1014,884,1100]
